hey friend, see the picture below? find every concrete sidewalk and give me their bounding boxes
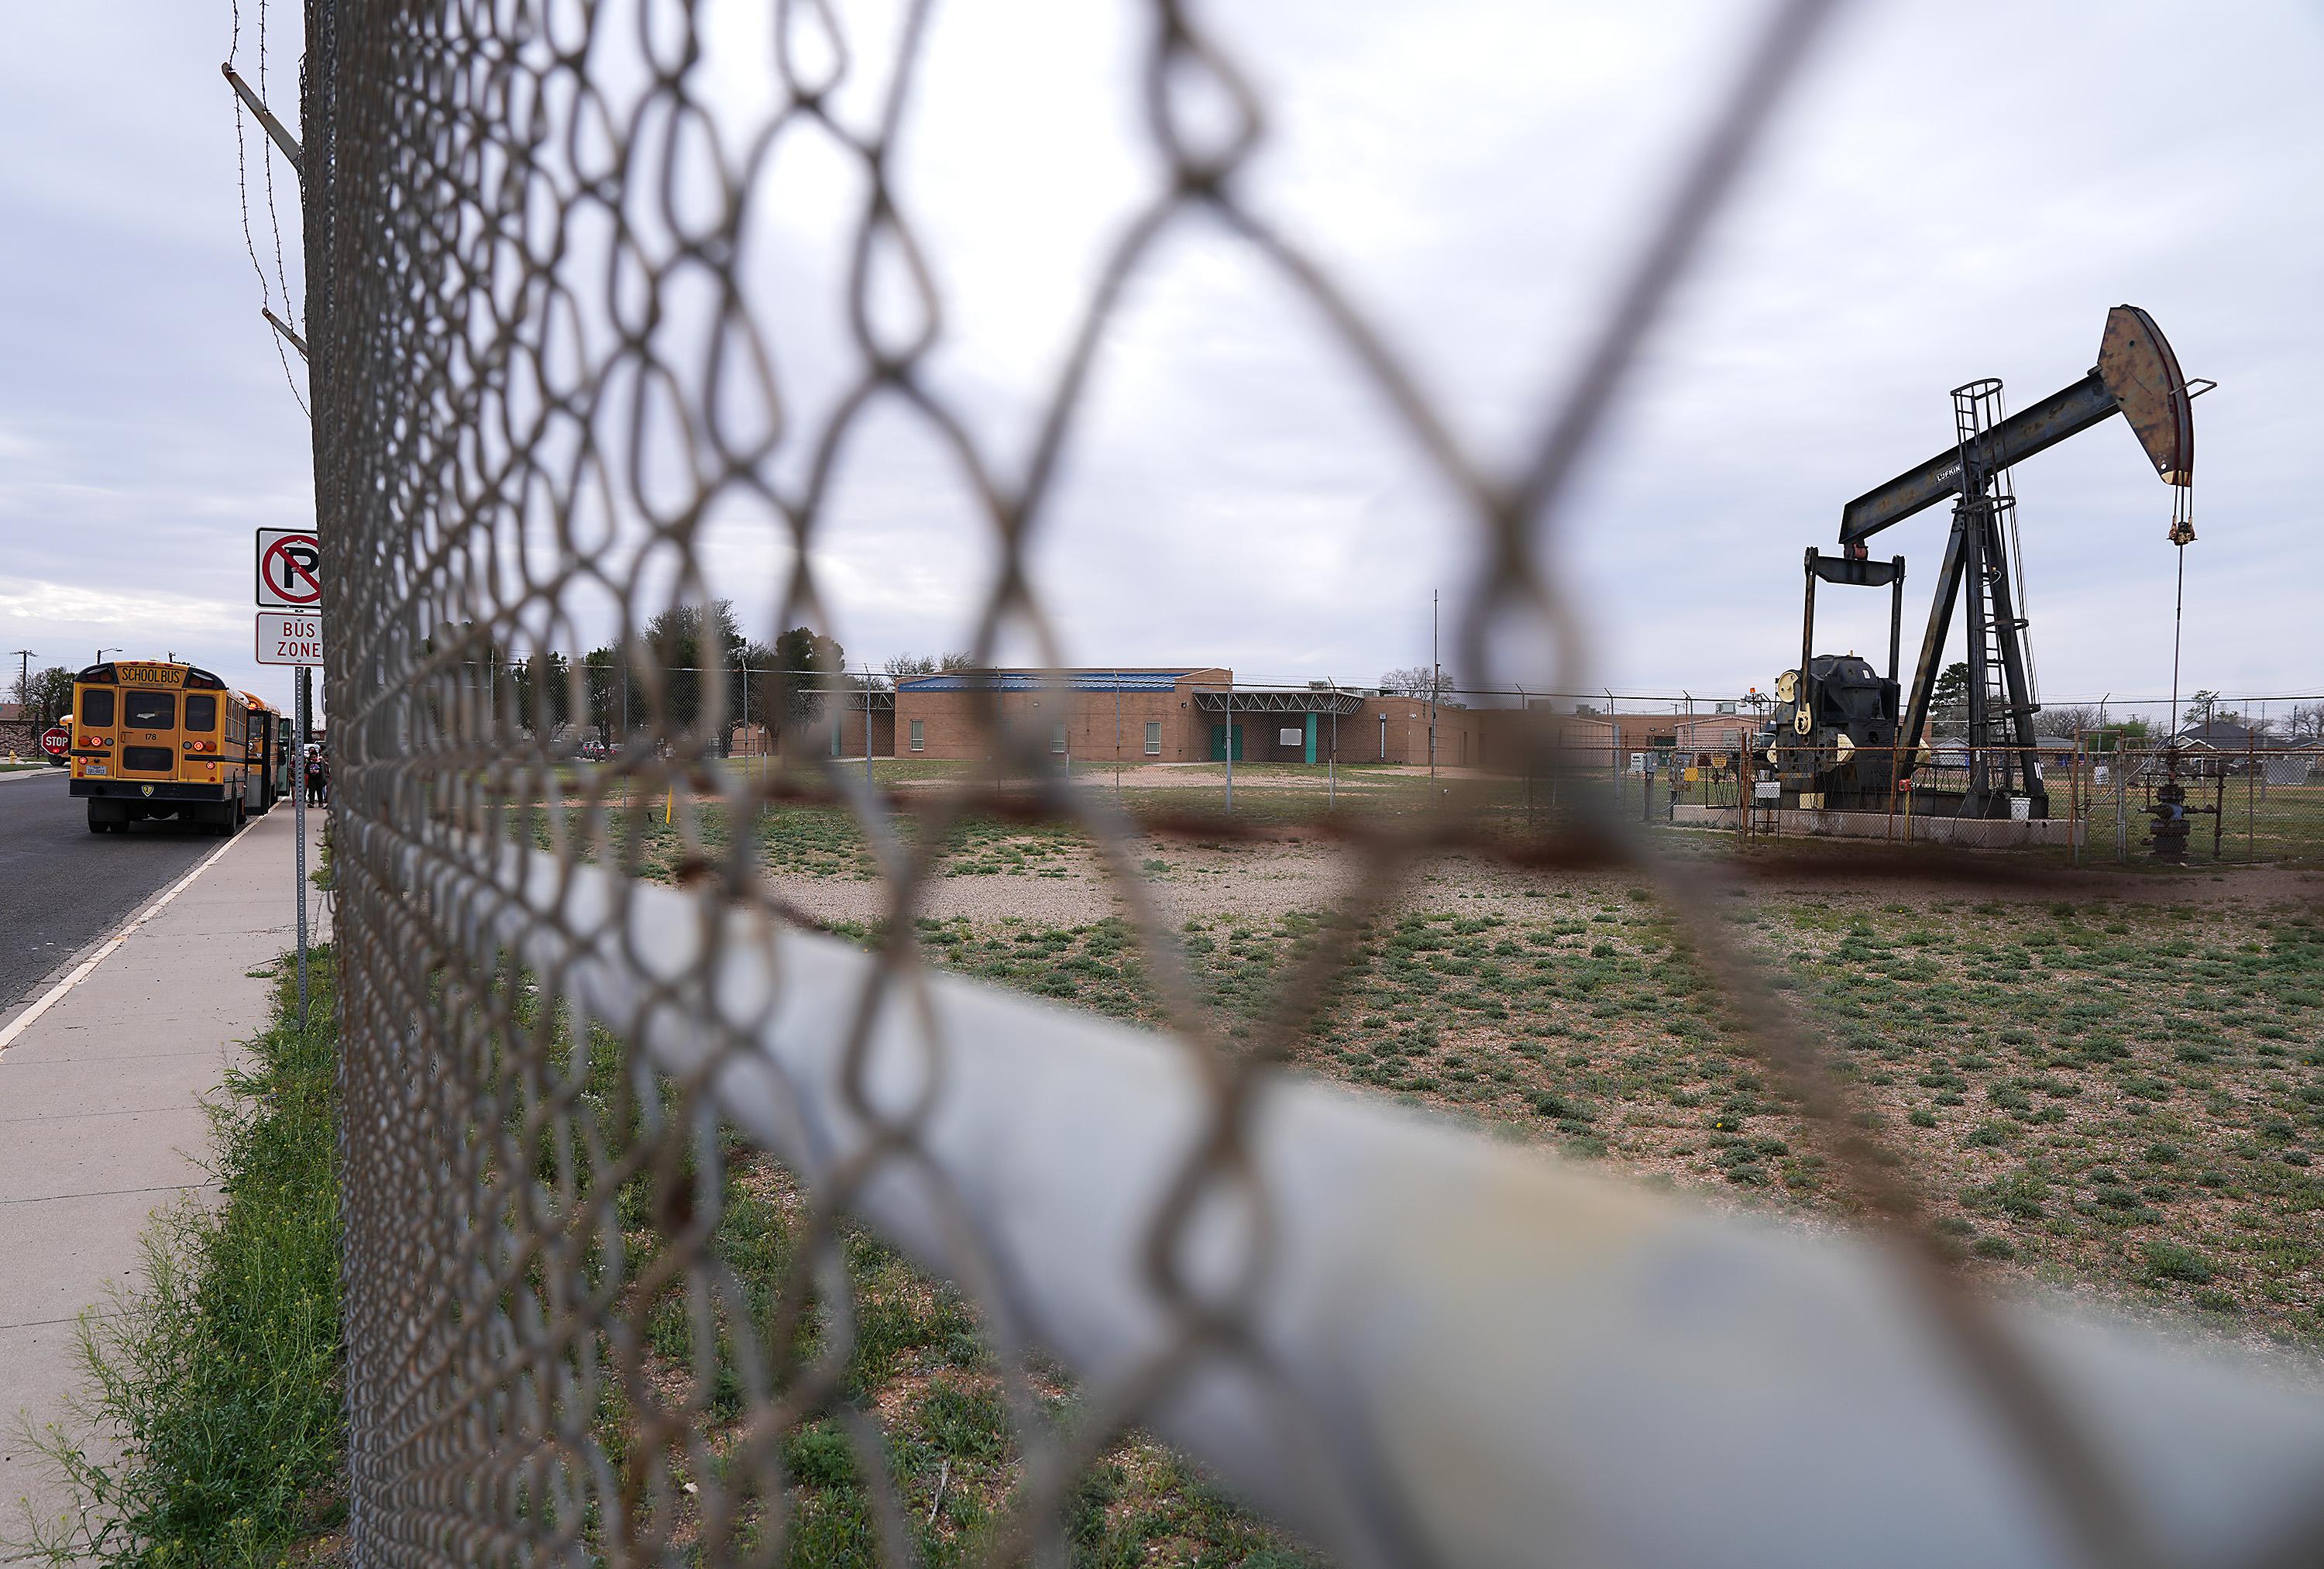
[0,803,329,1553]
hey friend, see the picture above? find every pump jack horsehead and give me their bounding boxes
[1765,305,2211,821]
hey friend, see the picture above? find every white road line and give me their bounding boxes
[0,828,253,1055]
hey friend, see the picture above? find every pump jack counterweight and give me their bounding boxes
[1762,305,2208,821]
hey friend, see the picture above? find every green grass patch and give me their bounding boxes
[17,951,344,1566]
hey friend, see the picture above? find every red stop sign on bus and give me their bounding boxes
[39,725,70,759]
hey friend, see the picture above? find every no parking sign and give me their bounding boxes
[255,528,322,611]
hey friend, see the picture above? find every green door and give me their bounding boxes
[1208,724,1243,761]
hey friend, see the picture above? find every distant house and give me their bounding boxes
[2166,718,2322,783]
[2175,717,2272,752]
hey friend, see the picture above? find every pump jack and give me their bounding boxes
[1767,305,2209,818]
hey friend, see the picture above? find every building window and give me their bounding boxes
[1051,722,1068,755]
[909,718,924,752]
[1144,720,1161,755]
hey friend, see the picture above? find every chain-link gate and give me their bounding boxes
[304,2,2324,1564]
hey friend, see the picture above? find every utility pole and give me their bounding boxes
[1224,671,1234,812]
[1327,680,1338,809]
[224,33,321,1024]
[9,651,33,704]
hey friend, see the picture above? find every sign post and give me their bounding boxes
[257,531,323,1024]
[294,669,309,1022]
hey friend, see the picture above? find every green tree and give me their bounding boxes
[640,601,748,748]
[644,600,746,671]
[506,650,572,734]
[1930,661,1971,728]
[13,665,75,728]
[770,626,846,724]
[582,646,625,742]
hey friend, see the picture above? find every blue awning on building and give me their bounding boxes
[896,670,1195,693]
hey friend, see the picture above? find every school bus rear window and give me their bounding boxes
[81,689,115,727]
[185,694,218,729]
[124,691,175,728]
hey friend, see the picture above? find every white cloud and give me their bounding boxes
[2,1,2318,729]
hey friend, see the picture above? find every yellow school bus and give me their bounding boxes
[242,691,292,809]
[69,660,286,834]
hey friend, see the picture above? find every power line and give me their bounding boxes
[229,0,308,418]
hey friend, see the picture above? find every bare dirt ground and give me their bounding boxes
[767,828,2324,930]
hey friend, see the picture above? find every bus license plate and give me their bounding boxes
[84,765,108,776]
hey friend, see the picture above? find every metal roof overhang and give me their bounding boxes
[1191,687,1365,716]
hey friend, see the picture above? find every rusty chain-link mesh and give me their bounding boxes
[302,2,2324,1565]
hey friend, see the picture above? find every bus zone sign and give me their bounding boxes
[256,611,325,667]
[255,528,322,611]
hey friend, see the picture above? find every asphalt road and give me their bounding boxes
[0,769,222,1012]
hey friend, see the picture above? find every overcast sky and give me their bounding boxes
[3,2,2319,724]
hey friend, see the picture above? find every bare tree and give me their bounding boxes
[885,652,975,680]
[2286,703,2324,742]
[2180,689,2238,731]
[1380,666,1453,701]
[2040,703,2099,736]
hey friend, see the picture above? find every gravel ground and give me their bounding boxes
[766,828,2324,930]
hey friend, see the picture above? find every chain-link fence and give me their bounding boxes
[2068,741,2324,866]
[307,2,2324,1565]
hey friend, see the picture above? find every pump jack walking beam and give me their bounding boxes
[1841,307,2205,549]
[1836,307,2206,810]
